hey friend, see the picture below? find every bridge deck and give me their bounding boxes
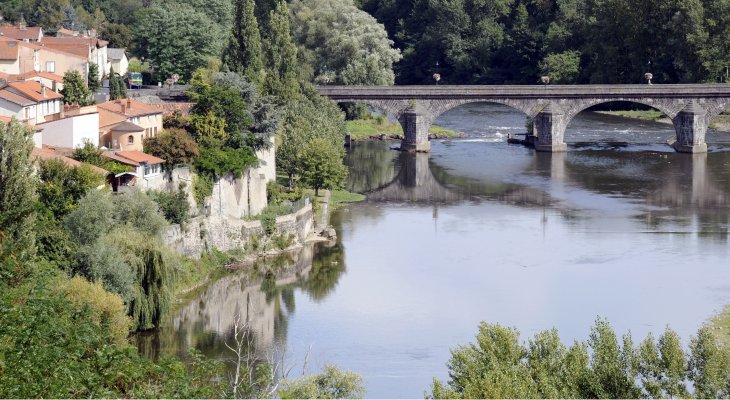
[317,84,730,99]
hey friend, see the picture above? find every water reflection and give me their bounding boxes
[138,239,348,362]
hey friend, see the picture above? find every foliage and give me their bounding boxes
[196,146,258,179]
[539,50,581,84]
[267,180,304,205]
[100,23,133,48]
[87,62,101,93]
[144,128,200,168]
[60,70,92,106]
[289,0,402,85]
[345,117,459,140]
[112,188,168,236]
[108,66,124,100]
[429,318,730,399]
[260,210,278,235]
[222,0,265,86]
[279,365,366,399]
[0,119,37,277]
[60,275,132,344]
[299,137,348,195]
[149,187,191,225]
[134,2,226,82]
[263,0,300,103]
[37,158,104,219]
[64,189,116,246]
[278,85,347,188]
[192,173,214,206]
[76,237,136,301]
[101,226,178,331]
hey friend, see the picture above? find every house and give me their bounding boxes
[32,146,108,177]
[0,20,44,42]
[0,37,87,77]
[107,48,128,75]
[41,36,108,77]
[102,150,165,191]
[98,98,163,151]
[37,105,100,149]
[11,70,65,91]
[0,81,62,124]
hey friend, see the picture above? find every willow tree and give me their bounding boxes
[104,226,177,331]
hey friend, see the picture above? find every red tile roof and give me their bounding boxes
[33,146,109,175]
[2,81,63,102]
[0,116,12,123]
[102,150,165,166]
[14,71,64,83]
[0,25,43,41]
[116,150,165,165]
[0,39,19,60]
[98,108,128,129]
[0,89,35,106]
[98,99,164,118]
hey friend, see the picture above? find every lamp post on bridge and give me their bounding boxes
[644,60,653,85]
[432,61,441,85]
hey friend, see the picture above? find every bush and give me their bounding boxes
[193,173,214,206]
[260,211,277,236]
[150,188,190,225]
[60,276,132,345]
[112,189,168,236]
[267,181,304,205]
[273,233,294,250]
[64,190,115,246]
[76,239,135,302]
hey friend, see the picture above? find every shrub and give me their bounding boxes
[112,189,168,236]
[59,276,132,345]
[260,211,277,236]
[193,173,214,206]
[149,188,190,225]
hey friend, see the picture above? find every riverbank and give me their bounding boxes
[596,110,730,132]
[346,118,464,141]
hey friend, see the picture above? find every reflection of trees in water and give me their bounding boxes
[345,141,398,193]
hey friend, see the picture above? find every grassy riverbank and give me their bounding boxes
[346,118,463,140]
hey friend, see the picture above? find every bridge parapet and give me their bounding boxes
[317,85,730,153]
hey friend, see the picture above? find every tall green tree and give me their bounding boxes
[109,66,121,100]
[264,0,299,103]
[87,63,100,93]
[60,70,92,105]
[0,120,37,273]
[299,137,348,196]
[222,0,265,86]
[134,2,225,81]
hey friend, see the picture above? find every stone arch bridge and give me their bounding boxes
[317,85,730,153]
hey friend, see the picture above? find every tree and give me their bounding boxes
[60,70,91,106]
[36,159,104,219]
[299,137,348,196]
[689,326,729,398]
[143,128,200,168]
[279,365,365,399]
[109,66,121,100]
[99,22,133,48]
[222,0,265,86]
[134,3,226,81]
[277,85,346,188]
[88,62,100,94]
[539,51,581,84]
[289,0,402,85]
[112,188,167,237]
[0,119,37,273]
[263,0,299,103]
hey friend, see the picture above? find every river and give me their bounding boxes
[141,103,730,398]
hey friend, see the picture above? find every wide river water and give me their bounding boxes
[141,104,730,398]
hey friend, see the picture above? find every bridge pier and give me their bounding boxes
[399,103,432,152]
[534,104,568,152]
[671,102,708,153]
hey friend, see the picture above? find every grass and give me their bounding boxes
[329,189,366,209]
[596,110,666,121]
[345,118,462,140]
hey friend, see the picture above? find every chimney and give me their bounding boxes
[126,98,132,110]
[121,103,126,113]
[40,85,46,97]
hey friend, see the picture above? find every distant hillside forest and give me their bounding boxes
[2,0,728,85]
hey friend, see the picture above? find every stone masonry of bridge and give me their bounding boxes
[317,85,730,153]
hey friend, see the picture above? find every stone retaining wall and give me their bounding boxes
[163,204,314,258]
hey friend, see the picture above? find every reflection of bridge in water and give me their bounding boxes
[362,146,730,216]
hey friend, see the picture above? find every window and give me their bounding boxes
[24,107,29,119]
[128,135,134,144]
[144,164,160,176]
[154,127,158,135]
[45,61,55,73]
